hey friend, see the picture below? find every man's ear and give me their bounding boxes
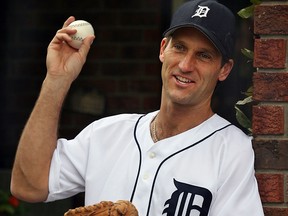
[159,38,168,63]
[218,59,234,81]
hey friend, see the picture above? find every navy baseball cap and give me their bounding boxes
[163,0,236,60]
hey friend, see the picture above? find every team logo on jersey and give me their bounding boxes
[191,5,210,18]
[162,179,212,216]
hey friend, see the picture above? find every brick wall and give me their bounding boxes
[252,1,288,215]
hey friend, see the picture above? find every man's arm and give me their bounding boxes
[10,16,95,203]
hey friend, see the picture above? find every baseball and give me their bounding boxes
[68,20,94,49]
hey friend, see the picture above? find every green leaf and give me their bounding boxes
[237,5,255,19]
[241,48,254,60]
[244,86,253,97]
[235,106,252,132]
[236,96,253,106]
[0,204,15,215]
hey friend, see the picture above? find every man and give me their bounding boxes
[11,0,264,215]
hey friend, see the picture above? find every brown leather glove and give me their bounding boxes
[64,200,138,216]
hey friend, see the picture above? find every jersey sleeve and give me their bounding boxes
[210,128,264,215]
[45,113,141,203]
[45,123,94,202]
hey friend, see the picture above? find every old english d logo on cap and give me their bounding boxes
[191,5,210,18]
[163,0,236,60]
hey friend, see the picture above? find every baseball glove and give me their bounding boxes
[64,200,138,216]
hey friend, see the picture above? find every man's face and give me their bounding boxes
[159,27,233,109]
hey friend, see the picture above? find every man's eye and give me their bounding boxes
[198,52,212,60]
[174,44,185,51]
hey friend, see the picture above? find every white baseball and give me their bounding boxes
[68,20,94,49]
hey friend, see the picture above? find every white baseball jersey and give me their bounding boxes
[46,111,264,216]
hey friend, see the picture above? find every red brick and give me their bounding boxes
[59,112,98,139]
[286,174,288,201]
[120,44,159,60]
[254,39,287,69]
[106,96,141,113]
[253,72,288,102]
[253,139,288,170]
[144,62,161,76]
[76,79,118,94]
[60,111,95,126]
[252,2,288,214]
[143,96,161,111]
[104,0,141,9]
[254,5,288,35]
[97,29,143,43]
[119,79,161,93]
[144,29,161,42]
[252,105,284,135]
[120,11,161,26]
[92,44,121,59]
[256,173,284,203]
[264,207,288,216]
[92,11,119,26]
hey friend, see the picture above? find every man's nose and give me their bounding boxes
[178,55,195,72]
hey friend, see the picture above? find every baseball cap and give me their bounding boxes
[163,0,236,60]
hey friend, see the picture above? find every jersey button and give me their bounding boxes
[149,152,156,159]
[143,173,149,180]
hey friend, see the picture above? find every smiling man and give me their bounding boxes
[11,0,264,215]
[159,28,232,129]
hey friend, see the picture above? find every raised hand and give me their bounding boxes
[46,16,95,86]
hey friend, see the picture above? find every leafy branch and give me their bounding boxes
[234,0,262,134]
[237,0,261,19]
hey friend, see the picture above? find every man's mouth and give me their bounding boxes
[175,75,193,84]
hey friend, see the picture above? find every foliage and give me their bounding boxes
[235,89,253,134]
[0,191,25,215]
[234,0,262,133]
[237,0,262,19]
